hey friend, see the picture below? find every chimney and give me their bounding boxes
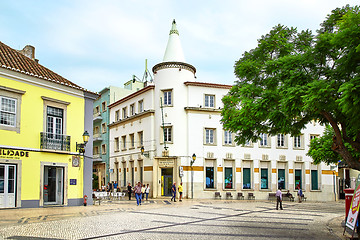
[18,45,37,61]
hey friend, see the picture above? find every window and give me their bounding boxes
[138,100,144,113]
[115,110,120,121]
[0,96,16,127]
[129,134,135,148]
[224,130,232,145]
[278,169,285,189]
[101,144,106,154]
[138,131,143,147]
[243,168,251,189]
[311,170,319,190]
[93,146,99,155]
[163,90,172,106]
[243,140,252,147]
[295,169,302,189]
[261,168,268,189]
[114,137,119,152]
[121,136,126,150]
[260,133,270,147]
[102,101,107,112]
[277,134,287,148]
[47,106,63,138]
[205,128,216,145]
[204,94,215,108]
[163,127,172,143]
[94,126,100,134]
[224,167,233,189]
[123,163,127,187]
[94,106,100,114]
[294,136,301,148]
[122,107,127,118]
[101,123,107,133]
[206,167,214,189]
[130,104,135,116]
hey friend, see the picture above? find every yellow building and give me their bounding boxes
[0,43,98,208]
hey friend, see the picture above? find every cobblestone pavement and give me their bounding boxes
[0,199,346,240]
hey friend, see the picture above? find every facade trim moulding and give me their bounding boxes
[108,110,155,127]
[184,107,222,113]
[184,81,232,89]
[108,85,155,109]
[152,61,196,74]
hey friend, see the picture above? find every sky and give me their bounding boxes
[1,0,358,93]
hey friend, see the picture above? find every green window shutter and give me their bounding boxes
[261,168,268,189]
[295,169,302,189]
[311,170,318,190]
[243,168,251,189]
[278,169,285,189]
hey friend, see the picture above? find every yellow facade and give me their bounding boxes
[0,74,87,207]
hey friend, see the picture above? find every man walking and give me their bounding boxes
[171,182,177,202]
[275,187,283,210]
[134,182,142,206]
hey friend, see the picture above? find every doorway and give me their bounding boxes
[44,166,64,205]
[0,164,16,208]
[161,168,173,196]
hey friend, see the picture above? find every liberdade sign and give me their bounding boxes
[346,174,360,230]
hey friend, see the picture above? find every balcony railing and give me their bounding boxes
[40,132,71,151]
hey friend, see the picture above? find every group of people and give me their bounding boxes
[275,186,304,210]
[100,181,119,192]
[127,182,150,206]
[170,182,183,202]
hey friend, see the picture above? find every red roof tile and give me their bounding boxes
[0,41,90,93]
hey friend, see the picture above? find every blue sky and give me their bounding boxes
[1,0,357,92]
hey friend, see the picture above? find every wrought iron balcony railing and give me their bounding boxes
[40,132,71,151]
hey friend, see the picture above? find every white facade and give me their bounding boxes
[108,20,337,201]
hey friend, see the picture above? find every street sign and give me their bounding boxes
[179,166,184,177]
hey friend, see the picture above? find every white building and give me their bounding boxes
[108,20,337,201]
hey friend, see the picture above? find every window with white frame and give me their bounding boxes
[224,130,232,145]
[205,128,216,145]
[163,127,172,143]
[204,94,215,108]
[130,104,135,116]
[293,135,304,149]
[0,96,16,127]
[163,90,172,106]
[129,134,135,148]
[114,137,120,152]
[259,133,270,147]
[277,134,287,148]
[121,135,126,150]
[122,107,127,118]
[115,110,120,121]
[138,100,144,113]
[138,131,143,147]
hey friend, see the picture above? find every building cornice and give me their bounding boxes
[108,85,154,109]
[184,81,232,89]
[184,107,222,113]
[152,62,196,74]
[108,109,155,127]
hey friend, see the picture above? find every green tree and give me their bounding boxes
[221,5,360,169]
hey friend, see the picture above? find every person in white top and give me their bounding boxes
[275,187,283,210]
[145,184,150,201]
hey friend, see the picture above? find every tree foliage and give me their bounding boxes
[221,5,360,169]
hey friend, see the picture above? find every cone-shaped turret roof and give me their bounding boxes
[162,19,185,62]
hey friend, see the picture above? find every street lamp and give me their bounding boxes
[76,131,90,154]
[140,146,149,157]
[191,153,196,199]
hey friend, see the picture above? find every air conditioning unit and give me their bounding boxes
[296,156,303,161]
[279,155,286,161]
[226,153,233,159]
[207,152,214,158]
[262,154,269,161]
[244,153,251,160]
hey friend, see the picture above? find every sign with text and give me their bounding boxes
[159,159,174,167]
[0,148,29,159]
[346,174,360,230]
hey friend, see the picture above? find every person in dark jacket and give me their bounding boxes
[127,183,132,200]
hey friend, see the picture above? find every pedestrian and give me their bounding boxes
[145,184,150,201]
[134,182,142,206]
[127,183,132,200]
[275,187,283,210]
[141,184,146,199]
[178,182,183,202]
[171,182,177,202]
[113,181,118,191]
[297,186,303,203]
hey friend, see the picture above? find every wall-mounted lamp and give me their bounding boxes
[76,131,90,155]
[191,153,196,199]
[140,146,149,158]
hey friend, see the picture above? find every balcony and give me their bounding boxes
[93,112,102,122]
[40,132,71,152]
[93,133,103,142]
